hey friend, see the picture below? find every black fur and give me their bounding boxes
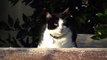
[47,13,78,47]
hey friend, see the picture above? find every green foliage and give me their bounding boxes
[96,8,107,17]
[92,25,107,40]
[8,0,19,6]
[104,8,107,15]
[92,8,107,40]
[96,13,104,17]
[0,0,107,47]
[0,14,38,47]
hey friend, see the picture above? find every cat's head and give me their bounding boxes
[45,8,74,37]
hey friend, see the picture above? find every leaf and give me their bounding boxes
[22,37,31,47]
[22,14,30,24]
[16,29,27,39]
[92,25,107,40]
[19,38,26,47]
[0,21,10,30]
[26,37,30,44]
[6,33,12,46]
[78,15,86,24]
[96,13,104,17]
[8,15,14,27]
[91,36,101,40]
[31,36,39,47]
[104,8,107,15]
[14,18,21,30]
[12,37,22,47]
[97,31,102,35]
[22,0,32,5]
[8,0,19,6]
[21,22,31,29]
[0,38,6,44]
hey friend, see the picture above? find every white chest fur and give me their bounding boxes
[37,28,75,48]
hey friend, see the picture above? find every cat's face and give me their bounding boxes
[46,12,72,37]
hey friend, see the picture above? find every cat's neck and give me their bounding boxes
[38,28,74,48]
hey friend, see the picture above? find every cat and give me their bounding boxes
[37,8,77,48]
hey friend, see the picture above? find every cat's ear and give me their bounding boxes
[46,12,52,22]
[46,12,52,19]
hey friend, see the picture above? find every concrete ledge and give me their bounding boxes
[77,34,107,47]
[0,48,107,60]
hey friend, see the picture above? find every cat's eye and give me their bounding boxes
[54,23,58,26]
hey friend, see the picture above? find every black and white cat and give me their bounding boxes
[37,8,77,48]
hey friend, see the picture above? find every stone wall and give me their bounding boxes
[77,34,107,48]
[0,48,107,60]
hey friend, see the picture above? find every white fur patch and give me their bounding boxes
[37,18,75,48]
[37,28,75,48]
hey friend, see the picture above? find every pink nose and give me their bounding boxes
[58,28,63,33]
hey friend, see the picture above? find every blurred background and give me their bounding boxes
[0,0,107,47]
